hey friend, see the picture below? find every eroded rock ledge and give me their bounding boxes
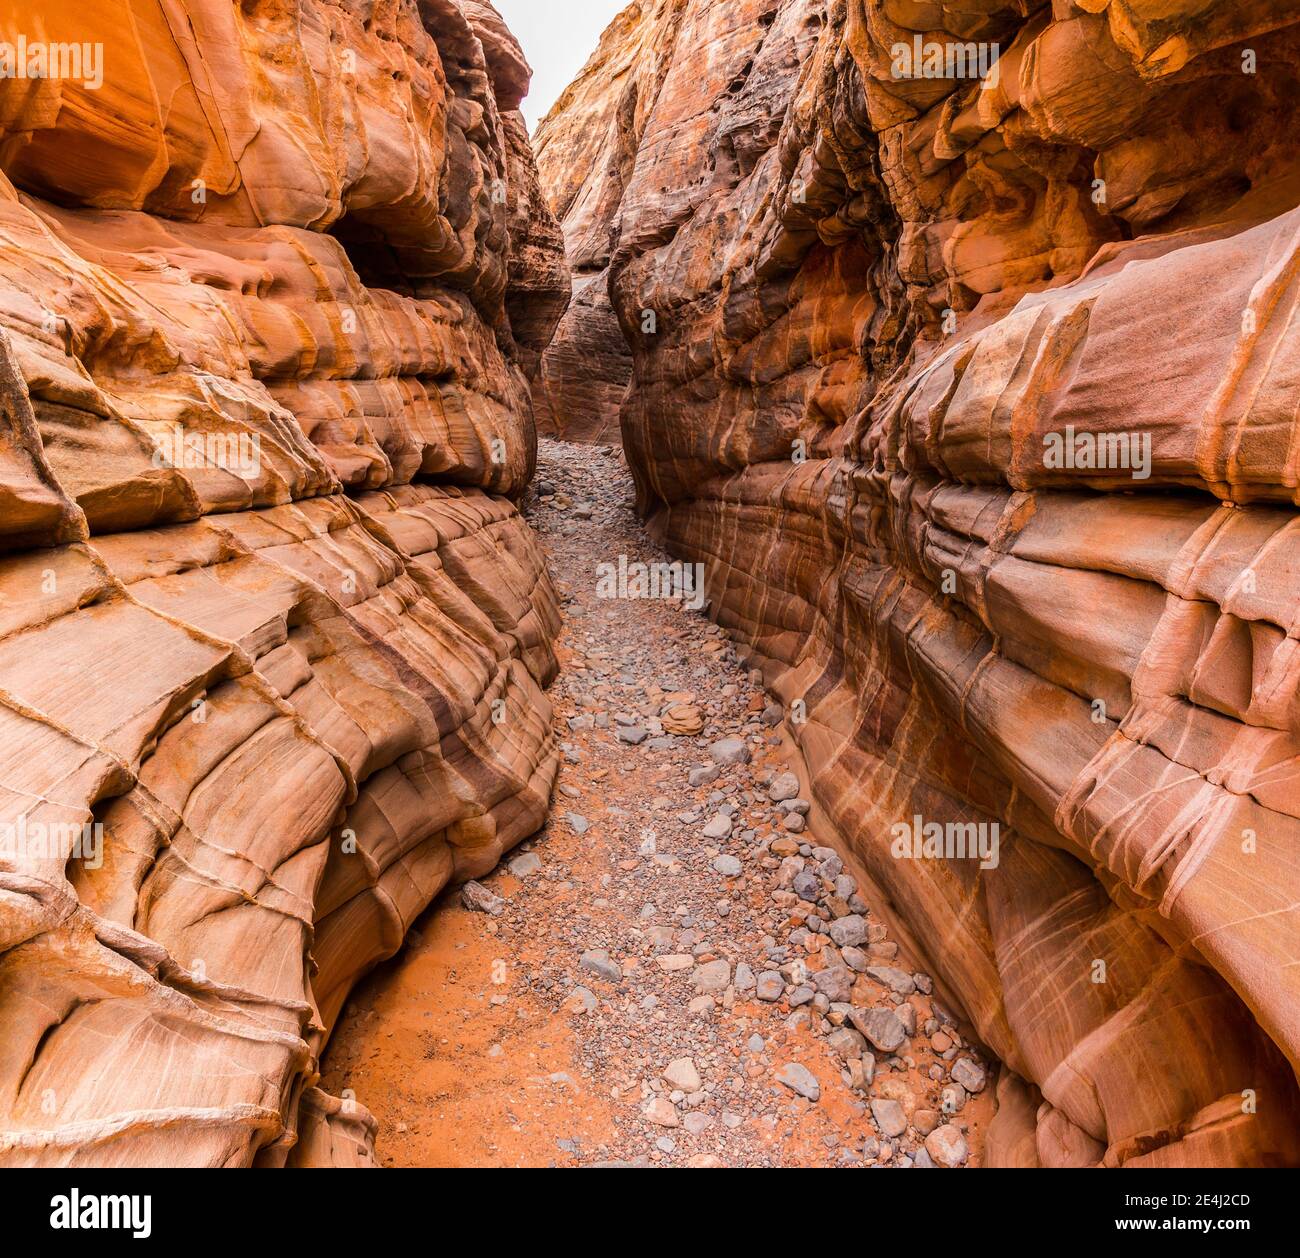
[0,0,567,1166]
[539,0,1300,1166]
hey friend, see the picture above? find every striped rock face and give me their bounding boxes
[0,0,568,1167]
[537,0,1300,1166]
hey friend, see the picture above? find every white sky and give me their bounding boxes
[492,0,631,132]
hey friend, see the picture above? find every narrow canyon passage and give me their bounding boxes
[322,440,991,1167]
[1,0,1298,1190]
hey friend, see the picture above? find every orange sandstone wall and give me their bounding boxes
[544,0,1300,1165]
[530,1,671,442]
[0,0,567,1167]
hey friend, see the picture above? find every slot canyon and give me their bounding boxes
[0,0,1298,1179]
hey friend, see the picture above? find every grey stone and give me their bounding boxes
[508,852,542,878]
[644,1096,678,1127]
[826,1027,866,1061]
[688,765,720,787]
[859,1052,876,1087]
[941,1083,968,1115]
[925,1124,970,1167]
[792,870,821,902]
[662,1057,701,1091]
[565,986,598,1013]
[708,737,752,766]
[460,880,505,915]
[767,772,800,802]
[755,970,784,1001]
[703,814,734,840]
[811,964,853,1003]
[656,953,693,972]
[952,1058,986,1093]
[828,915,868,947]
[616,725,648,745]
[776,1063,821,1101]
[866,965,916,996]
[693,959,731,992]
[932,999,959,1027]
[870,1098,907,1138]
[850,1007,907,1053]
[578,949,623,982]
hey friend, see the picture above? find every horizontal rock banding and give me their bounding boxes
[0,0,567,1167]
[542,0,1300,1165]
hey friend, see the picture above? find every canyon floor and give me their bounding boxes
[321,440,992,1168]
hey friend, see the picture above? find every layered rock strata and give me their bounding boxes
[545,0,1300,1165]
[530,2,665,441]
[0,0,566,1166]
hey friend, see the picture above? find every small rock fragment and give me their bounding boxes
[662,1057,702,1092]
[925,1124,970,1167]
[460,880,505,915]
[708,737,752,766]
[776,1063,821,1101]
[579,949,622,982]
